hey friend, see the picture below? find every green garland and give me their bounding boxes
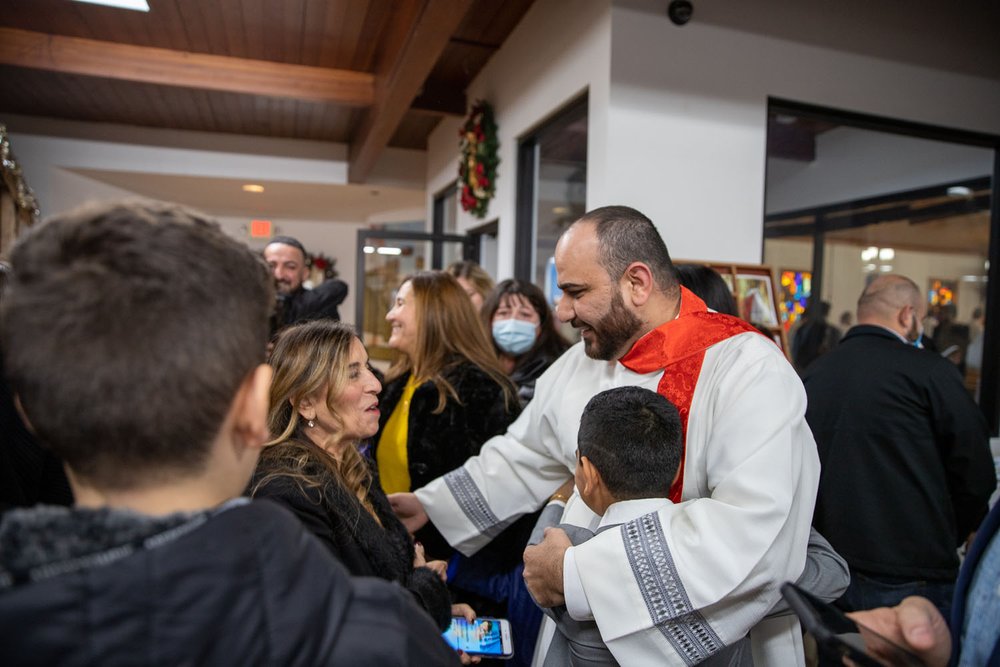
[458,100,499,218]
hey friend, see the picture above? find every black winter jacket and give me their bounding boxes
[251,454,452,630]
[804,325,996,580]
[0,499,458,666]
[376,361,519,492]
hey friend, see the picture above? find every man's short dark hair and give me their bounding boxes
[0,200,273,489]
[578,386,682,500]
[577,206,680,298]
[266,236,308,259]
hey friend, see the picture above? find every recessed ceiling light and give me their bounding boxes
[947,186,972,197]
[242,184,265,193]
[73,0,150,11]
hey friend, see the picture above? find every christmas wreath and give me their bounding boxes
[458,100,499,218]
[307,252,338,280]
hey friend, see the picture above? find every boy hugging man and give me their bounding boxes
[531,386,751,667]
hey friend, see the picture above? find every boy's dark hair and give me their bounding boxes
[0,200,273,490]
[577,386,682,500]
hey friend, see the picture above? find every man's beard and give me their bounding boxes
[274,280,296,296]
[574,290,643,360]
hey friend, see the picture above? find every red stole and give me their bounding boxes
[619,286,763,502]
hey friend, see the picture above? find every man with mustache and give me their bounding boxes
[264,235,347,335]
[391,206,819,665]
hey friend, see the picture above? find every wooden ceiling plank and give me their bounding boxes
[0,28,375,107]
[340,0,384,71]
[350,0,395,72]
[299,0,330,67]
[316,0,350,68]
[348,0,474,183]
[215,0,248,57]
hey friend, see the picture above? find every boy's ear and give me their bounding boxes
[579,455,603,494]
[232,363,273,450]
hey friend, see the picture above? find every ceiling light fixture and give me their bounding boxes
[242,184,265,193]
[376,247,402,256]
[947,185,972,197]
[73,0,150,11]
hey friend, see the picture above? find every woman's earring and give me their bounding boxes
[307,419,315,428]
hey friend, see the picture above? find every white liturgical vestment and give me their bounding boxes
[417,291,819,666]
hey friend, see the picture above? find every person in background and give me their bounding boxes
[674,264,739,317]
[251,319,471,638]
[792,300,841,374]
[482,279,572,407]
[448,260,494,313]
[0,200,458,665]
[804,275,995,617]
[376,270,519,556]
[264,235,348,336]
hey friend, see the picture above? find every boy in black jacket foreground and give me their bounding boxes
[0,200,457,666]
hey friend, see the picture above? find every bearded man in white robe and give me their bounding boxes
[391,206,819,666]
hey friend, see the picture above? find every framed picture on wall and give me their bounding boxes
[734,271,779,327]
[690,261,789,359]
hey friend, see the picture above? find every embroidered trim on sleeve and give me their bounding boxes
[621,513,725,665]
[443,468,504,538]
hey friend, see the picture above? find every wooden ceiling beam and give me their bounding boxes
[348,0,474,183]
[0,27,374,107]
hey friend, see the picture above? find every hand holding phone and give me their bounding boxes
[442,616,514,660]
[780,582,927,666]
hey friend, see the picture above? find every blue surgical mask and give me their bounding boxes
[492,318,538,356]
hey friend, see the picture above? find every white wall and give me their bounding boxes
[766,127,994,213]
[425,0,612,280]
[606,4,1000,264]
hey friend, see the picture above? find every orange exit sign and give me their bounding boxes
[250,219,272,238]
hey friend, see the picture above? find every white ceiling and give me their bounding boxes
[68,168,426,222]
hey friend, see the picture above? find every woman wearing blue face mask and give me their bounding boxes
[482,279,571,407]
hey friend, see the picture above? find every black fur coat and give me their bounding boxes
[375,361,520,492]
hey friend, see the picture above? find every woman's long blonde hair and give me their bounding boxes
[386,270,516,412]
[251,320,378,522]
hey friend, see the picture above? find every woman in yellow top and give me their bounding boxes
[375,271,519,555]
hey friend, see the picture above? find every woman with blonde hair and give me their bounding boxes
[250,320,459,632]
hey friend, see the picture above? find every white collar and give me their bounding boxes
[598,497,672,530]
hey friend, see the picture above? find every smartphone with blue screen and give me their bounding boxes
[442,616,514,659]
